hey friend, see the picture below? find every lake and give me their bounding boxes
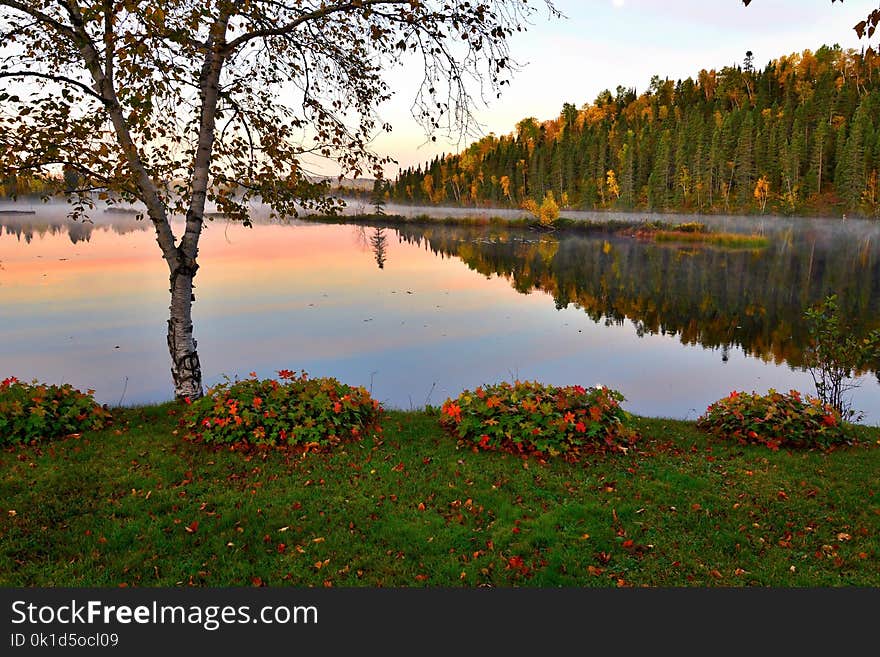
[2,201,880,424]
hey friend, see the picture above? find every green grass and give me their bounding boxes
[304,212,665,234]
[2,405,879,587]
[303,212,523,228]
[652,230,770,249]
[304,214,773,247]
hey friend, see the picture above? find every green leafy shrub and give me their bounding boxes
[673,221,707,233]
[0,376,109,445]
[183,370,383,448]
[696,389,849,450]
[803,294,880,420]
[438,381,637,456]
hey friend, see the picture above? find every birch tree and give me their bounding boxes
[0,0,558,399]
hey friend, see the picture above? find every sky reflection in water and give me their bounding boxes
[1,204,879,424]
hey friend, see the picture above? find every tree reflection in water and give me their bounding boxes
[391,221,880,373]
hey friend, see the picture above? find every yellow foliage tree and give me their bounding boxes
[500,175,512,202]
[754,174,771,214]
[606,169,620,202]
[522,191,559,226]
[421,174,435,202]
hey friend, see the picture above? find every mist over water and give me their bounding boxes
[2,198,879,424]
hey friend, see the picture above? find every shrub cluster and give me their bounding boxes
[0,376,109,445]
[521,191,560,226]
[673,221,707,233]
[182,370,383,448]
[439,381,637,456]
[696,389,849,450]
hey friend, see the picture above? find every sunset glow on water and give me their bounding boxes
[2,205,879,423]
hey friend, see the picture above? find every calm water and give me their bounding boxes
[3,201,880,424]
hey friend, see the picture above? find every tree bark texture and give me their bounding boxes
[167,265,202,400]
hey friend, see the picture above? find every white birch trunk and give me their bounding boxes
[167,269,202,399]
[166,15,230,399]
[68,3,230,400]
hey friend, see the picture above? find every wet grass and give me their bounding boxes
[2,405,879,587]
[304,212,660,234]
[652,230,770,249]
[304,213,772,245]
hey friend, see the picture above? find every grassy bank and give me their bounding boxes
[651,230,770,249]
[304,213,772,248]
[303,212,675,235]
[2,405,879,587]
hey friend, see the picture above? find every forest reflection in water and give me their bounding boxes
[387,219,880,372]
[2,204,879,421]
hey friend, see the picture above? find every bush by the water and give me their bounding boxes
[803,294,880,420]
[672,221,707,233]
[696,389,849,450]
[183,370,383,448]
[0,376,109,445]
[439,381,637,456]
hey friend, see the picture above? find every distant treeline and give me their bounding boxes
[391,46,880,217]
[0,172,60,199]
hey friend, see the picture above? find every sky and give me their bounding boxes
[363,0,874,179]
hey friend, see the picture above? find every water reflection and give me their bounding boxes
[370,227,388,270]
[0,208,153,244]
[2,204,879,422]
[389,221,880,371]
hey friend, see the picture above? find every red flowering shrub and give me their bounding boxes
[438,381,637,456]
[696,389,850,450]
[0,376,109,445]
[183,370,383,448]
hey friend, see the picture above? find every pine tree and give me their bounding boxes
[735,112,756,208]
[648,130,672,210]
[388,46,880,218]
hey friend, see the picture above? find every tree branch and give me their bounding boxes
[103,0,114,85]
[0,0,78,40]
[60,0,179,261]
[0,71,105,103]
[12,159,138,195]
[223,0,412,53]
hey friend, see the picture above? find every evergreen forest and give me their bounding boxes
[391,46,880,217]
